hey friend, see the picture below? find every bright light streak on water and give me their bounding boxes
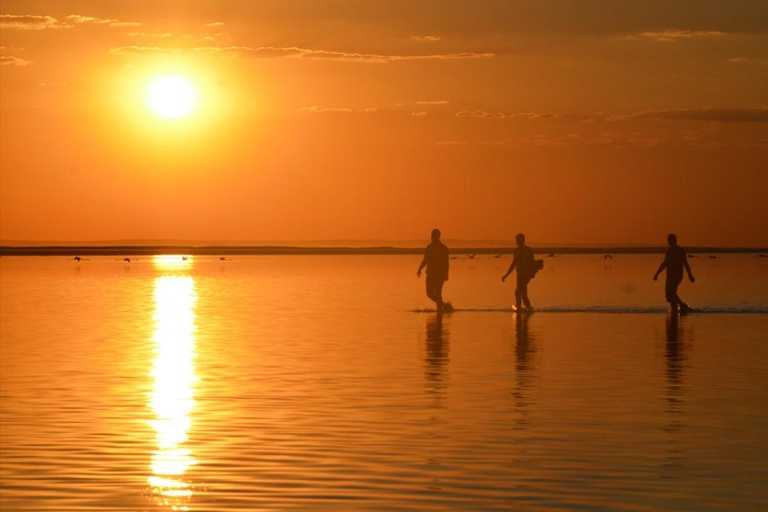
[148,275,197,509]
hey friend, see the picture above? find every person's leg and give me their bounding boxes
[426,278,437,304]
[665,277,682,312]
[435,279,445,309]
[427,276,444,309]
[521,277,532,310]
[676,279,690,312]
[517,274,532,310]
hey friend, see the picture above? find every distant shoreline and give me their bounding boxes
[1,246,766,256]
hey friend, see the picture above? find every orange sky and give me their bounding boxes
[1,1,767,246]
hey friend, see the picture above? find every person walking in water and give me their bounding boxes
[417,229,452,312]
[502,233,537,312]
[654,234,695,313]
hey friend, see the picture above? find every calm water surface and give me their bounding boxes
[1,254,767,511]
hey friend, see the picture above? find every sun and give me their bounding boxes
[149,76,195,119]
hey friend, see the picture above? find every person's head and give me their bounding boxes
[515,233,526,247]
[667,233,678,247]
[431,228,441,242]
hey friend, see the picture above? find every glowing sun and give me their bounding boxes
[149,77,195,119]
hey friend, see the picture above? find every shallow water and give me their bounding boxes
[1,254,767,511]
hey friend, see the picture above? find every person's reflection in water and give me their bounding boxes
[662,313,689,477]
[424,313,450,404]
[422,313,451,491]
[512,312,537,429]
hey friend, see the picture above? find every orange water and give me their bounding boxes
[1,255,767,510]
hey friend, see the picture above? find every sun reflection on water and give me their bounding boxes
[148,273,197,509]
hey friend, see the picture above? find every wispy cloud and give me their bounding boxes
[299,106,378,114]
[111,45,166,54]
[637,29,725,42]
[729,56,768,65]
[0,14,61,30]
[207,22,225,28]
[111,45,494,62]
[185,32,222,42]
[436,133,662,148]
[435,140,471,146]
[456,110,561,120]
[128,31,173,38]
[66,15,116,24]
[416,100,449,105]
[198,46,493,62]
[436,131,768,149]
[411,35,441,42]
[0,55,33,66]
[0,46,32,66]
[125,31,220,42]
[411,111,428,117]
[0,13,141,30]
[67,15,142,27]
[614,107,768,123]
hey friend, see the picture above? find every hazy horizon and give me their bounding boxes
[3,237,767,249]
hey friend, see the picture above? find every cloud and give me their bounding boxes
[299,106,377,114]
[108,21,143,27]
[0,55,33,66]
[111,45,167,54]
[436,131,768,149]
[112,45,494,62]
[437,133,662,148]
[615,107,768,123]
[435,140,471,146]
[411,35,441,42]
[66,15,115,24]
[455,110,561,120]
[184,32,222,42]
[201,46,494,62]
[128,32,173,38]
[0,14,61,30]
[416,100,448,105]
[0,13,141,30]
[66,15,142,27]
[729,56,768,65]
[126,31,220,41]
[637,29,725,42]
[411,111,428,117]
[207,22,225,27]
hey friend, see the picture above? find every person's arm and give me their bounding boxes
[653,257,667,281]
[684,255,695,282]
[417,253,428,278]
[502,253,517,282]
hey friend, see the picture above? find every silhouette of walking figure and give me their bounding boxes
[654,234,695,314]
[417,229,452,312]
[502,233,538,312]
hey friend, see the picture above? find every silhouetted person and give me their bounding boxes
[502,233,537,312]
[417,229,452,311]
[654,234,695,313]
